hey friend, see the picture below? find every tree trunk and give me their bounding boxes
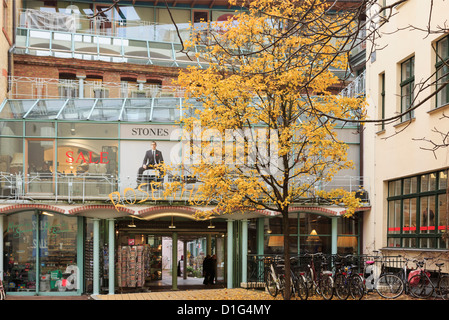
[282,210,291,300]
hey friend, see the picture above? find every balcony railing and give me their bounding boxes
[14,26,208,68]
[0,171,370,205]
[8,76,185,100]
[339,70,366,98]
[19,8,193,43]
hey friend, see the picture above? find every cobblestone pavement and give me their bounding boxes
[91,288,430,301]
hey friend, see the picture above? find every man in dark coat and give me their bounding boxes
[203,255,211,285]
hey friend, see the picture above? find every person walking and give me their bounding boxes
[203,255,211,285]
[209,255,217,285]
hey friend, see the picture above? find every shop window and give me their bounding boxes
[3,211,36,292]
[0,136,24,197]
[26,139,55,193]
[39,212,78,293]
[56,139,118,176]
[387,169,448,249]
[0,136,23,174]
[56,139,118,197]
[2,211,78,293]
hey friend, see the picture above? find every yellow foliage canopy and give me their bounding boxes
[172,0,366,218]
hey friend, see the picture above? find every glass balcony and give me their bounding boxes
[339,70,366,98]
[15,26,207,69]
[19,8,192,43]
[0,97,184,121]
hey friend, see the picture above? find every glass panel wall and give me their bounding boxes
[2,211,79,293]
[263,213,346,255]
[3,211,36,292]
[387,169,448,249]
[39,212,78,293]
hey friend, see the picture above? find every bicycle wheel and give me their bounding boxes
[320,274,334,300]
[293,275,309,300]
[409,274,433,299]
[265,271,278,297]
[334,273,350,300]
[349,274,365,300]
[279,275,286,299]
[438,275,449,300]
[375,274,404,299]
[0,281,4,301]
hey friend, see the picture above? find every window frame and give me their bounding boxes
[400,56,415,122]
[387,169,448,249]
[435,35,449,109]
[380,72,385,130]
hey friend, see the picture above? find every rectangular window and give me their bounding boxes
[400,57,415,122]
[387,169,448,249]
[436,36,449,108]
[380,73,385,130]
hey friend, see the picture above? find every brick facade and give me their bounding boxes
[12,54,182,99]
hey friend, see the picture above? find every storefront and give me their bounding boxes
[1,209,81,295]
[0,98,365,296]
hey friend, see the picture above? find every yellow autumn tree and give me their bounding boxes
[171,0,366,299]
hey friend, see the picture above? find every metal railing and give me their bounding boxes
[19,8,193,43]
[8,76,185,100]
[339,70,366,98]
[15,26,207,68]
[0,172,370,205]
[245,253,405,290]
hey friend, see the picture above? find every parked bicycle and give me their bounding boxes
[369,252,404,299]
[290,257,309,300]
[0,272,5,300]
[303,252,333,300]
[408,258,449,300]
[394,256,415,296]
[332,256,349,300]
[333,254,365,300]
[265,256,286,298]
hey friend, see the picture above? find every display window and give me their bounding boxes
[2,210,79,293]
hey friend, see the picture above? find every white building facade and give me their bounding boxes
[364,0,449,269]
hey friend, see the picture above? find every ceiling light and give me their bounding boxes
[208,219,215,229]
[169,216,176,229]
[128,217,136,228]
[42,211,54,216]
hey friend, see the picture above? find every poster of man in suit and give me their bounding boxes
[136,141,164,185]
[119,124,181,192]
